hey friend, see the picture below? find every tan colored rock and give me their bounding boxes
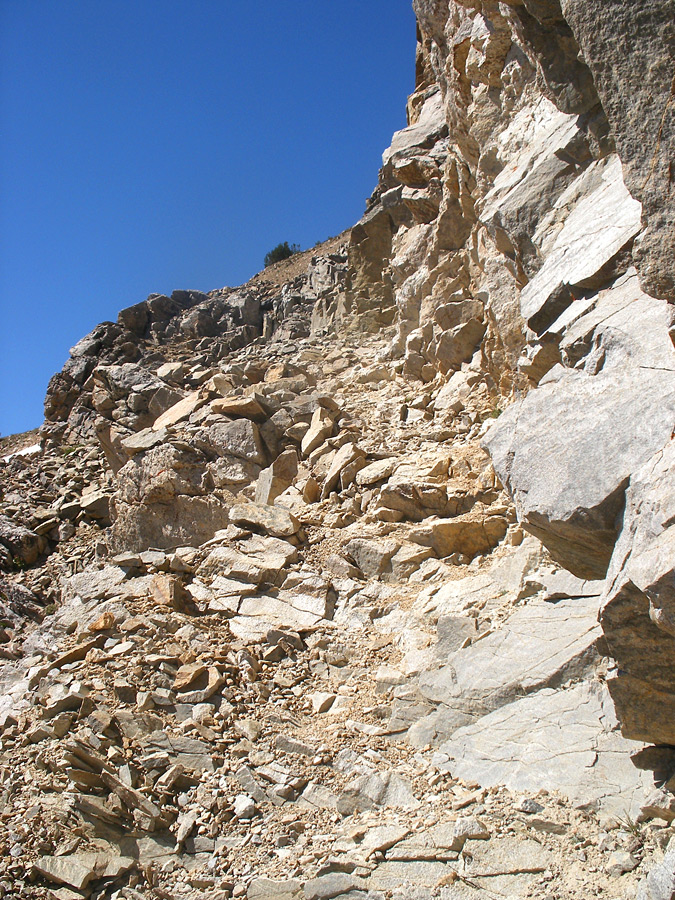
[321,442,366,498]
[150,574,194,613]
[301,407,334,457]
[255,448,299,505]
[199,535,298,584]
[173,662,208,692]
[355,458,396,487]
[229,503,300,538]
[88,611,116,632]
[409,514,508,558]
[211,395,267,420]
[152,391,208,431]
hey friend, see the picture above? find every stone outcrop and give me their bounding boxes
[2,1,675,897]
[485,272,675,579]
[600,438,675,745]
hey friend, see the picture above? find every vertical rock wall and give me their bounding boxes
[342,0,675,749]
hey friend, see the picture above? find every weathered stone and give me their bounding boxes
[378,481,453,522]
[206,418,266,465]
[65,566,127,601]
[390,542,435,580]
[560,0,675,301]
[600,437,675,745]
[387,817,488,860]
[355,458,396,487]
[485,277,675,579]
[321,442,366,498]
[408,514,507,559]
[0,515,45,568]
[640,790,675,825]
[519,156,641,334]
[637,837,675,900]
[152,391,207,430]
[33,855,97,891]
[78,487,111,519]
[304,873,365,900]
[237,594,325,631]
[234,794,257,819]
[173,662,208,692]
[111,443,230,551]
[439,681,649,816]
[416,596,601,740]
[344,538,400,579]
[211,395,267,420]
[301,407,334,457]
[150,574,195,613]
[229,503,300,538]
[248,878,303,900]
[383,91,446,167]
[312,692,336,714]
[199,535,298,585]
[120,426,169,455]
[156,361,184,381]
[255,449,299,505]
[337,773,419,815]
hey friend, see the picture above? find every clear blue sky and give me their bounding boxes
[0,1,415,436]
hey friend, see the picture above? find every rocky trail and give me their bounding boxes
[0,320,670,900]
[1,1,675,898]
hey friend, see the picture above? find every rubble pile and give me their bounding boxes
[2,0,675,897]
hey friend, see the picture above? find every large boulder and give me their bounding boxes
[600,438,675,745]
[485,274,675,579]
[110,444,230,551]
[417,595,602,737]
[437,681,650,817]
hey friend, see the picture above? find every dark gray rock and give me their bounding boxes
[560,0,675,301]
[0,516,46,568]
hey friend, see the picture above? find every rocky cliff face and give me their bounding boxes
[1,2,674,898]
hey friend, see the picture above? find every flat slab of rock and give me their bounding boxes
[438,681,650,817]
[519,155,641,334]
[199,535,298,585]
[120,426,169,454]
[64,566,128,602]
[152,391,207,430]
[337,772,420,815]
[34,855,97,890]
[417,595,601,737]
[382,91,445,166]
[355,457,397,487]
[366,860,449,892]
[248,878,302,900]
[237,594,325,631]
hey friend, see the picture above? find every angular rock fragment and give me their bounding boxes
[229,502,300,538]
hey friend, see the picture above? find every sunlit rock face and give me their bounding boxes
[9,3,675,895]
